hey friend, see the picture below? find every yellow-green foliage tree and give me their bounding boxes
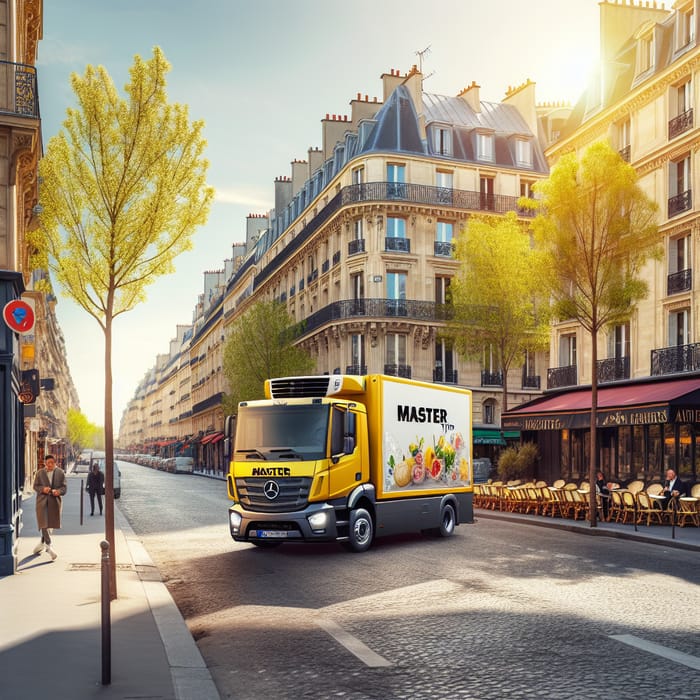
[34,47,214,595]
[222,301,315,416]
[66,407,100,455]
[526,140,659,526]
[445,212,550,411]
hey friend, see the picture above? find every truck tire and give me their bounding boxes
[345,508,374,552]
[438,502,456,537]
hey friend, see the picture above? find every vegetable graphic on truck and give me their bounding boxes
[226,374,473,552]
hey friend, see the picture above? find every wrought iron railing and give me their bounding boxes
[596,356,630,383]
[384,364,412,378]
[433,368,458,384]
[348,238,365,255]
[434,240,453,257]
[321,260,330,274]
[346,364,367,375]
[522,372,541,389]
[668,190,692,218]
[385,237,411,253]
[252,182,534,291]
[668,108,693,139]
[0,61,38,118]
[618,144,631,162]
[547,364,577,389]
[651,342,700,375]
[288,298,454,340]
[481,370,503,387]
[667,268,692,295]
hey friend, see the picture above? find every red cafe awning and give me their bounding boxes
[201,432,223,445]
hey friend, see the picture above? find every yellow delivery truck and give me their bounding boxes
[226,374,473,551]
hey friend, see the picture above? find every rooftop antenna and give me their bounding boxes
[415,45,435,82]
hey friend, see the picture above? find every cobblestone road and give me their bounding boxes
[117,461,700,699]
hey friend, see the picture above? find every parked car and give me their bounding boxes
[171,456,194,474]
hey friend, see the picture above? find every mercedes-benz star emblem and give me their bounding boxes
[263,480,280,500]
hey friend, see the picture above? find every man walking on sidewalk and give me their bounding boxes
[32,454,67,560]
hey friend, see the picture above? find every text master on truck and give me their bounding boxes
[226,374,474,552]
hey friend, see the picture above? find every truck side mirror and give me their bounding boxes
[343,436,355,454]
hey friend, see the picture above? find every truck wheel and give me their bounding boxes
[345,508,373,552]
[438,503,456,537]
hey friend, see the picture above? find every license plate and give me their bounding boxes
[255,530,288,538]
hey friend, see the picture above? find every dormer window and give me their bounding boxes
[476,132,494,162]
[432,126,452,156]
[636,26,656,76]
[676,3,695,50]
[514,138,532,167]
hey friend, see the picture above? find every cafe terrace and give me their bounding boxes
[501,375,700,487]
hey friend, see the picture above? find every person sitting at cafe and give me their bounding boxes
[660,468,688,510]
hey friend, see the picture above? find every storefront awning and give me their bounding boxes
[201,431,224,445]
[210,432,224,444]
[473,429,506,445]
[502,376,700,431]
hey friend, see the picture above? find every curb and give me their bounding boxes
[115,505,221,700]
[476,510,700,552]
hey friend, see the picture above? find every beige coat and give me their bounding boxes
[33,467,67,529]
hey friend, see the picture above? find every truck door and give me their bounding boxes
[328,406,361,498]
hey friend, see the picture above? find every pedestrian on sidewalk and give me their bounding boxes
[86,461,105,516]
[32,454,67,561]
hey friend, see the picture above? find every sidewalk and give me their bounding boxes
[476,506,700,551]
[0,473,220,700]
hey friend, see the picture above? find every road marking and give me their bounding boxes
[316,617,392,667]
[610,634,700,671]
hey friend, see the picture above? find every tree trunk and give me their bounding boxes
[589,327,598,528]
[104,294,116,599]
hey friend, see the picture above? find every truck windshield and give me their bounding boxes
[235,404,330,460]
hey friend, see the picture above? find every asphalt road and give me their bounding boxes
[116,460,700,700]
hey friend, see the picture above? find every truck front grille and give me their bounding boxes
[235,477,312,512]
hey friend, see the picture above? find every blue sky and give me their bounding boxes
[39,0,600,426]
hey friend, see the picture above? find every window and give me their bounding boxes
[351,272,364,300]
[436,221,453,243]
[386,272,407,300]
[434,340,455,383]
[619,118,631,148]
[353,218,363,240]
[670,234,690,274]
[638,32,655,73]
[352,166,364,185]
[669,308,690,346]
[436,170,453,188]
[515,138,532,167]
[483,401,495,425]
[480,176,495,210]
[387,163,405,183]
[350,334,365,369]
[677,5,695,49]
[608,323,630,359]
[432,126,452,156]
[520,180,535,199]
[386,333,407,365]
[560,334,577,367]
[670,155,691,197]
[435,276,450,304]
[476,133,494,162]
[386,217,406,238]
[676,79,692,115]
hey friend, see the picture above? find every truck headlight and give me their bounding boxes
[307,511,328,532]
[229,510,242,533]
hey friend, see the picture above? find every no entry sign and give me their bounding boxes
[3,299,35,334]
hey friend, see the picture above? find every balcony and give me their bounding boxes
[547,365,577,389]
[385,237,411,253]
[522,372,541,390]
[668,189,692,218]
[434,240,453,257]
[668,108,693,140]
[346,364,367,375]
[481,370,503,387]
[596,356,630,383]
[321,259,330,274]
[667,268,692,295]
[332,250,341,265]
[348,238,365,255]
[306,269,318,284]
[384,364,411,378]
[0,61,39,118]
[651,342,700,376]
[618,144,631,162]
[433,368,458,384]
[288,297,454,340]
